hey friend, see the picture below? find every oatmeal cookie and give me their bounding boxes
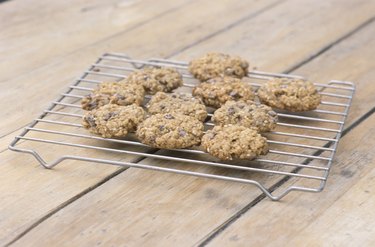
[201,125,268,160]
[81,81,145,110]
[127,67,183,94]
[82,104,145,138]
[212,100,278,132]
[257,78,321,112]
[147,92,207,122]
[136,113,204,149]
[192,78,255,108]
[189,52,249,81]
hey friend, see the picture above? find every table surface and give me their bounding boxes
[1,0,375,246]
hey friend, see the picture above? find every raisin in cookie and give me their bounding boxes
[147,92,207,122]
[81,81,145,110]
[201,125,268,161]
[82,104,145,138]
[192,78,255,108]
[212,100,278,132]
[136,113,204,149]
[127,67,183,94]
[257,78,321,112]
[189,52,249,81]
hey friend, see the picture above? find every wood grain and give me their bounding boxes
[0,0,102,25]
[6,7,375,246]
[206,113,375,247]
[290,160,375,246]
[172,0,375,73]
[204,21,375,247]
[289,160,375,247]
[0,0,280,244]
[0,0,280,138]
[0,0,191,81]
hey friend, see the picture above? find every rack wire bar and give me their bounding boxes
[9,53,355,201]
[24,127,330,170]
[30,116,326,149]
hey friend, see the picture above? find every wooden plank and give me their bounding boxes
[6,7,375,246]
[172,0,375,74]
[0,151,124,243]
[0,115,153,244]
[0,0,280,138]
[289,165,375,246]
[205,114,375,247]
[0,0,99,25]
[0,0,192,82]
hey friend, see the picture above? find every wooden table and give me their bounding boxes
[1,0,375,246]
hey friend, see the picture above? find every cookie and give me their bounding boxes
[257,78,321,112]
[201,125,268,160]
[136,113,204,149]
[127,67,183,94]
[189,52,249,81]
[81,81,145,110]
[82,104,145,138]
[192,78,255,108]
[147,92,207,122]
[212,100,278,132]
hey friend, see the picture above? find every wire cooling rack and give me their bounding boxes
[9,52,355,200]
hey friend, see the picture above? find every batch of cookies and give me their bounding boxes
[81,52,321,161]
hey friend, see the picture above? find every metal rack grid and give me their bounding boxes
[9,52,355,201]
